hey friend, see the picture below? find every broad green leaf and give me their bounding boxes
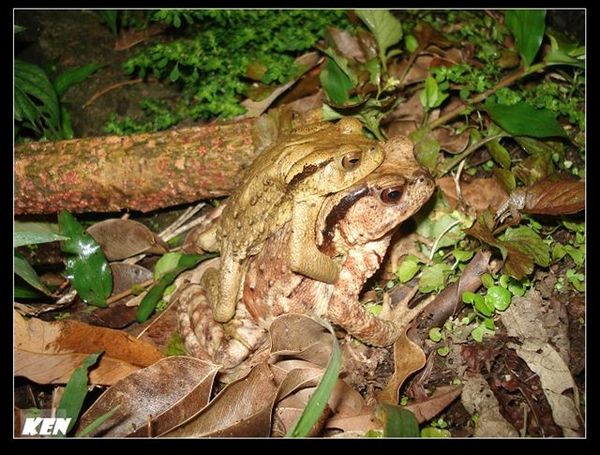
[136,253,217,322]
[14,284,45,299]
[320,58,354,106]
[485,286,512,312]
[409,128,440,172]
[14,59,61,138]
[287,319,342,437]
[378,404,420,437]
[59,353,102,434]
[396,255,420,283]
[405,34,418,53]
[452,249,474,263]
[485,100,566,138]
[153,252,184,280]
[502,226,550,267]
[504,10,546,67]
[429,327,443,342]
[58,211,113,308]
[14,251,51,295]
[14,228,68,248]
[545,29,585,68]
[356,10,403,66]
[420,75,448,110]
[419,263,451,294]
[474,294,494,317]
[53,63,103,98]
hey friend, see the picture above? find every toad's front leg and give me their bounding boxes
[288,197,341,284]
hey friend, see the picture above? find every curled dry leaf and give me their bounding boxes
[431,127,470,154]
[507,340,582,435]
[461,373,519,437]
[376,329,426,405]
[269,314,333,368]
[437,176,509,215]
[496,179,585,223]
[403,385,462,423]
[87,219,168,261]
[239,52,322,119]
[409,250,492,343]
[77,356,219,437]
[327,27,366,61]
[166,362,279,437]
[14,311,164,385]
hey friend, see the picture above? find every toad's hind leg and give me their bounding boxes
[201,257,243,323]
[288,199,341,283]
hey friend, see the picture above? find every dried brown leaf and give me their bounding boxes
[15,350,139,386]
[165,362,279,437]
[110,263,153,295]
[77,356,219,437]
[404,385,463,423]
[431,127,470,154]
[87,219,168,261]
[327,27,366,61]
[376,329,426,404]
[269,314,333,368]
[114,24,166,51]
[437,177,509,214]
[521,179,585,215]
[14,311,164,385]
[240,52,321,119]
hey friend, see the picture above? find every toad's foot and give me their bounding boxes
[288,200,341,283]
[200,262,242,323]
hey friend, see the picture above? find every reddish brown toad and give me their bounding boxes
[174,135,435,369]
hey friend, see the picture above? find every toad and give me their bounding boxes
[194,118,385,322]
[174,135,435,369]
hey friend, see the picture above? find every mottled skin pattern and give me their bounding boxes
[195,118,385,323]
[176,135,435,369]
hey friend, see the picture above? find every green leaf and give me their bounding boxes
[14,251,51,295]
[154,252,185,280]
[14,59,61,138]
[421,426,452,438]
[59,352,102,434]
[419,263,451,294]
[504,10,546,67]
[53,63,103,98]
[287,319,342,437]
[429,327,443,342]
[14,284,45,299]
[452,249,474,263]
[420,75,449,110]
[58,210,113,308]
[14,227,68,248]
[396,255,420,283]
[320,58,354,106]
[480,273,494,289]
[485,100,566,138]
[485,286,512,312]
[15,24,27,34]
[136,253,217,322]
[474,293,494,317]
[502,226,550,267]
[471,321,495,342]
[60,107,74,139]
[356,10,403,66]
[405,34,418,53]
[378,404,420,437]
[409,127,440,172]
[76,405,122,437]
[437,346,450,357]
[545,29,585,68]
[487,137,511,169]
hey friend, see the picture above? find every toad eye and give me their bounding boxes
[341,151,362,170]
[380,186,404,204]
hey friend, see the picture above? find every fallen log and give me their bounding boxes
[14,119,260,215]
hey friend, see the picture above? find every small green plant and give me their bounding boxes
[106,10,352,134]
[14,27,102,142]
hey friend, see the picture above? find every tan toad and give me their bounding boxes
[195,118,385,322]
[176,135,435,368]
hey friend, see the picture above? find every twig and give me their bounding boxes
[106,278,155,305]
[427,63,546,130]
[82,78,144,109]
